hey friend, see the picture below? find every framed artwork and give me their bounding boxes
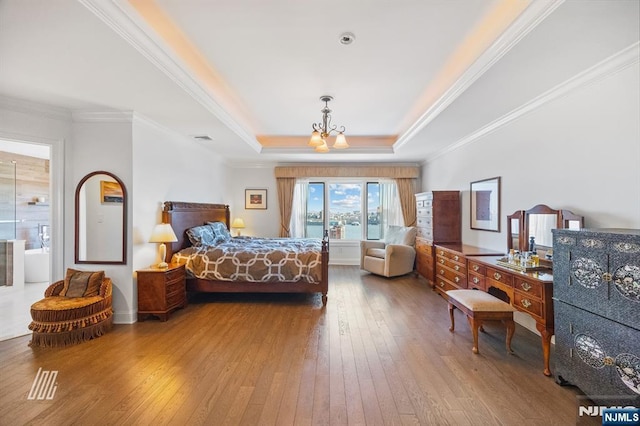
[470,176,500,232]
[245,189,267,210]
[100,180,124,203]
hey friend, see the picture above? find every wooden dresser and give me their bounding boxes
[433,244,503,294]
[467,255,555,376]
[137,263,187,321]
[415,191,461,286]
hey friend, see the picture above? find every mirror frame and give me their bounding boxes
[74,171,127,264]
[506,210,525,252]
[507,204,584,254]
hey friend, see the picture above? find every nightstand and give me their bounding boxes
[137,263,187,321]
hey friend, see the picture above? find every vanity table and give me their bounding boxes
[463,204,584,376]
[466,255,554,376]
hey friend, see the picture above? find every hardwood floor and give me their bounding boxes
[0,266,589,425]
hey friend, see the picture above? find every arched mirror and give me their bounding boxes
[75,171,127,264]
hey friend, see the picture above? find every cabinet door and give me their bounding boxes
[554,232,640,329]
[554,300,640,407]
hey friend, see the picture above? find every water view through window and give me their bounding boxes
[305,182,381,240]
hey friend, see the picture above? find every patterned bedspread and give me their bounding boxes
[171,237,324,283]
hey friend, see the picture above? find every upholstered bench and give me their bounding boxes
[29,269,113,348]
[446,289,516,355]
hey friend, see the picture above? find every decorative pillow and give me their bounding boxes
[384,226,417,246]
[60,268,105,298]
[186,224,218,246]
[208,221,232,242]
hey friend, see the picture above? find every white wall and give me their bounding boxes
[225,166,279,238]
[70,116,134,323]
[131,117,227,315]
[421,61,640,332]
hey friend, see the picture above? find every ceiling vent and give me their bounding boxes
[192,135,213,142]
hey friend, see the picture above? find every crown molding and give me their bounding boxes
[260,146,395,155]
[72,110,134,123]
[423,41,640,165]
[78,0,261,152]
[395,0,565,150]
[0,95,72,122]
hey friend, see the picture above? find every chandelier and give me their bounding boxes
[308,95,349,152]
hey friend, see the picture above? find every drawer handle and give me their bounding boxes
[454,265,460,271]
[439,250,444,256]
[454,276,460,283]
[493,272,502,280]
[521,299,532,308]
[472,277,479,284]
[520,282,532,292]
[439,281,445,287]
[454,255,459,261]
[472,265,479,272]
[602,272,612,282]
[439,269,445,275]
[439,259,445,264]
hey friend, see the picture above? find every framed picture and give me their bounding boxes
[470,176,500,232]
[245,189,267,210]
[100,180,124,204]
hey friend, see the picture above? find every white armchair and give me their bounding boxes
[360,225,417,277]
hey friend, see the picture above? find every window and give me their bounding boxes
[291,179,401,240]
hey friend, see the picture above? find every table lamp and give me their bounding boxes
[231,218,245,236]
[149,223,178,268]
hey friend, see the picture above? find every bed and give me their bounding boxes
[163,201,329,304]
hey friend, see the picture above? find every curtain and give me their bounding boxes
[276,177,296,237]
[290,182,308,238]
[395,178,417,227]
[380,181,403,239]
[275,165,419,178]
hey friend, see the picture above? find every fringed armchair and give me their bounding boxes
[29,269,113,347]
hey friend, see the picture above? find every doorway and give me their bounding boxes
[0,140,54,341]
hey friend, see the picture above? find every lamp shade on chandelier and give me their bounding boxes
[308,95,349,152]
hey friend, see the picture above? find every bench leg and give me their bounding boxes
[504,318,515,354]
[448,303,456,332]
[467,316,481,354]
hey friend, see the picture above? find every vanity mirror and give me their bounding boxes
[75,171,127,264]
[507,204,584,257]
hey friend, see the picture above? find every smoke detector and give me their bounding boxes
[339,32,355,45]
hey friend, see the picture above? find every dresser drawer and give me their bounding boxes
[435,248,464,263]
[166,278,184,293]
[467,260,487,275]
[417,207,432,218]
[485,267,513,287]
[436,255,466,273]
[166,289,185,309]
[436,267,467,288]
[435,278,457,293]
[514,292,543,319]
[164,266,185,282]
[416,216,432,228]
[468,272,485,291]
[513,277,543,300]
[417,227,433,240]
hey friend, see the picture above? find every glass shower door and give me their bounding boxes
[0,161,17,286]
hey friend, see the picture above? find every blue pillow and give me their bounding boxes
[186,225,217,247]
[208,221,232,241]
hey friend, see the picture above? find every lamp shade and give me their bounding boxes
[149,223,178,243]
[308,130,324,147]
[333,132,349,149]
[231,218,245,229]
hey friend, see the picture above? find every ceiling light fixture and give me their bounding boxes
[308,95,348,153]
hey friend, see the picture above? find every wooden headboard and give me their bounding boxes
[162,201,230,260]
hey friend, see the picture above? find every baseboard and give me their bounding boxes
[112,311,136,324]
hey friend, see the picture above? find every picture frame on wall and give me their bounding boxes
[245,189,267,210]
[470,176,500,232]
[100,180,124,204]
